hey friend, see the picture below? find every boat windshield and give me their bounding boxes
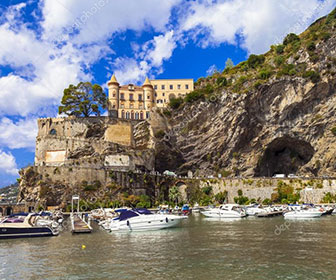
[119,210,140,221]
[135,208,153,215]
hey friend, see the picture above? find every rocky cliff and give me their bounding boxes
[153,9,336,178]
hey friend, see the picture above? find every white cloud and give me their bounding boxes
[0,150,19,175]
[180,0,336,54]
[0,118,37,150]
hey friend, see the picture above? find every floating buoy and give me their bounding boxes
[82,245,86,249]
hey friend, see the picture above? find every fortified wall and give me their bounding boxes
[35,117,155,171]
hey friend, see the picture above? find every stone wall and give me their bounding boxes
[35,117,155,171]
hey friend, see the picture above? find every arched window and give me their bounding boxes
[49,129,57,135]
[121,110,125,119]
[126,112,130,119]
[146,112,150,119]
[140,111,144,120]
[135,112,139,120]
[131,111,134,119]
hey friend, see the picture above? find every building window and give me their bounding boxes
[113,93,116,97]
[49,129,57,135]
[138,94,142,101]
[147,95,150,99]
[135,112,139,120]
[131,111,134,119]
[169,85,173,90]
[146,112,150,119]
[161,85,165,90]
[139,104,143,109]
[185,84,189,90]
[140,111,144,119]
[120,93,125,100]
[126,112,130,119]
[154,85,157,90]
[157,100,160,104]
[121,111,125,118]
[155,93,157,97]
[164,99,166,103]
[120,104,124,109]
[130,104,134,109]
[162,92,165,96]
[129,93,134,101]
[177,84,181,89]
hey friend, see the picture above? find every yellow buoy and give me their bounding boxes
[82,245,86,249]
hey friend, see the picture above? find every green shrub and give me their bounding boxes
[262,198,272,205]
[302,70,320,83]
[307,41,316,51]
[331,127,336,136]
[275,56,285,66]
[275,44,285,54]
[214,191,228,204]
[278,64,295,76]
[321,32,331,42]
[247,54,265,69]
[237,189,243,196]
[283,33,300,45]
[258,68,273,80]
[234,196,249,205]
[154,130,165,139]
[169,97,183,109]
[184,90,205,103]
[216,76,227,87]
[202,186,213,195]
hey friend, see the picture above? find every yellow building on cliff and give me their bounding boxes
[108,75,194,119]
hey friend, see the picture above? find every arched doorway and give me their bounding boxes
[135,112,139,120]
[140,111,144,120]
[131,111,134,119]
[126,112,130,119]
[6,207,13,216]
[121,110,125,119]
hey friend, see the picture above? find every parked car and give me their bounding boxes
[163,170,177,177]
[288,174,297,178]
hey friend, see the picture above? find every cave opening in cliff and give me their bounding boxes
[255,136,314,177]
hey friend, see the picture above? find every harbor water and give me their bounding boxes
[1,215,336,279]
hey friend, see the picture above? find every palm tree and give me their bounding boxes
[169,186,181,205]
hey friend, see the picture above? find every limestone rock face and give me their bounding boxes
[153,28,336,177]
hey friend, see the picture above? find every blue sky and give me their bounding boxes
[0,0,334,187]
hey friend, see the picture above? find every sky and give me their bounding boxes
[0,0,335,187]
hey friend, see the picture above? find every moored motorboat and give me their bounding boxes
[201,204,246,218]
[109,208,187,231]
[0,213,59,239]
[283,205,323,219]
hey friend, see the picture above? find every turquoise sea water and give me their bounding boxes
[1,215,336,280]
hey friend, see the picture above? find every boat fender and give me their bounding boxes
[127,220,130,226]
[165,217,168,223]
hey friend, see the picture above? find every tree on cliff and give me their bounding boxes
[169,186,181,205]
[58,82,107,117]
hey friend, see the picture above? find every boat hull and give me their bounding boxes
[201,210,245,218]
[0,227,56,239]
[110,215,186,232]
[284,212,322,219]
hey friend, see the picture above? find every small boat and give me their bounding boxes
[245,204,268,216]
[201,204,246,218]
[283,205,323,219]
[109,208,187,231]
[0,213,59,239]
[192,203,201,213]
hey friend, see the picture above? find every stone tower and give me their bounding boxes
[108,74,119,118]
[142,77,154,114]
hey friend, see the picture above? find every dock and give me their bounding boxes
[71,213,92,234]
[256,211,283,218]
[70,195,92,234]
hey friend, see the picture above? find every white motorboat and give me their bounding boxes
[0,213,59,239]
[201,204,246,218]
[283,205,323,219]
[192,203,201,213]
[245,204,268,216]
[109,208,187,231]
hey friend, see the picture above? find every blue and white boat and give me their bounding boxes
[109,208,187,231]
[0,213,59,239]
